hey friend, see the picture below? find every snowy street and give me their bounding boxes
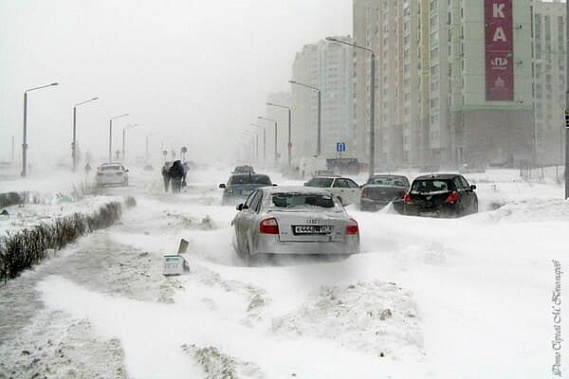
[1,167,569,378]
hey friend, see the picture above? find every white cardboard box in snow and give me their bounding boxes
[163,254,185,275]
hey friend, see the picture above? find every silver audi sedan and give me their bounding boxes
[231,186,360,263]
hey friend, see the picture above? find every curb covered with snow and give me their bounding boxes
[0,197,136,282]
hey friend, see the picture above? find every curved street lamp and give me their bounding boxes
[267,102,292,167]
[122,123,139,162]
[289,79,321,157]
[72,97,98,172]
[326,36,376,177]
[109,113,129,162]
[22,82,59,177]
[258,116,278,166]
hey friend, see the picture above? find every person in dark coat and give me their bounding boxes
[168,160,185,193]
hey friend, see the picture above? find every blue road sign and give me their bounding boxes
[336,142,346,152]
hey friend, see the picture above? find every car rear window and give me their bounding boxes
[270,193,336,209]
[411,180,452,193]
[305,177,333,188]
[100,165,122,171]
[368,176,408,187]
[228,174,271,185]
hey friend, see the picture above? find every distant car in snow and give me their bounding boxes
[231,186,360,264]
[360,174,410,212]
[219,172,273,205]
[403,173,478,217]
[304,175,361,206]
[95,163,129,187]
[232,165,255,174]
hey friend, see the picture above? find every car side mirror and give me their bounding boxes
[272,183,277,186]
[219,183,226,189]
[470,184,477,190]
[236,203,244,211]
[125,169,129,172]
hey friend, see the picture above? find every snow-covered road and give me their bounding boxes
[1,167,568,378]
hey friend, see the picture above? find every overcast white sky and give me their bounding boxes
[0,0,351,168]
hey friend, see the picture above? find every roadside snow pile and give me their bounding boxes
[0,196,136,281]
[482,198,569,223]
[0,195,124,237]
[271,280,422,360]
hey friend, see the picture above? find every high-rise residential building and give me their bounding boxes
[354,0,538,170]
[449,0,533,168]
[291,37,354,164]
[291,44,319,162]
[532,0,566,165]
[352,0,377,166]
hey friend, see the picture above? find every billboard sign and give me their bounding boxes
[484,0,514,101]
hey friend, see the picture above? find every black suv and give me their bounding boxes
[403,174,478,217]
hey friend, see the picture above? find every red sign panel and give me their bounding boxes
[484,0,514,101]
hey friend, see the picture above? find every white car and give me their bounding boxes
[304,175,361,205]
[231,186,360,264]
[95,163,129,187]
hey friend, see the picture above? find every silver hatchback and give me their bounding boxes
[231,186,360,264]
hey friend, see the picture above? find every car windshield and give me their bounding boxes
[305,177,334,188]
[368,176,408,187]
[411,180,450,193]
[270,193,336,209]
[228,174,271,185]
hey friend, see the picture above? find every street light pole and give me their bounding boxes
[251,123,267,164]
[109,113,129,162]
[22,82,58,177]
[72,97,98,172]
[267,102,292,167]
[289,80,321,156]
[326,37,376,177]
[122,124,139,162]
[258,116,278,166]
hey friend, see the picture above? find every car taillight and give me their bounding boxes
[96,172,103,176]
[259,217,279,234]
[346,219,359,235]
[115,172,123,176]
[403,193,411,203]
[361,188,368,197]
[445,191,459,204]
[399,190,406,198]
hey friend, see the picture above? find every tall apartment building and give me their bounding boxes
[352,0,377,166]
[354,0,536,170]
[291,37,354,164]
[532,0,566,165]
[450,0,533,168]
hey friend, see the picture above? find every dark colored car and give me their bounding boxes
[232,165,255,174]
[403,174,478,218]
[360,174,410,212]
[219,173,273,205]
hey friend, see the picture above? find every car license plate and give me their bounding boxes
[420,211,438,217]
[293,225,332,235]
